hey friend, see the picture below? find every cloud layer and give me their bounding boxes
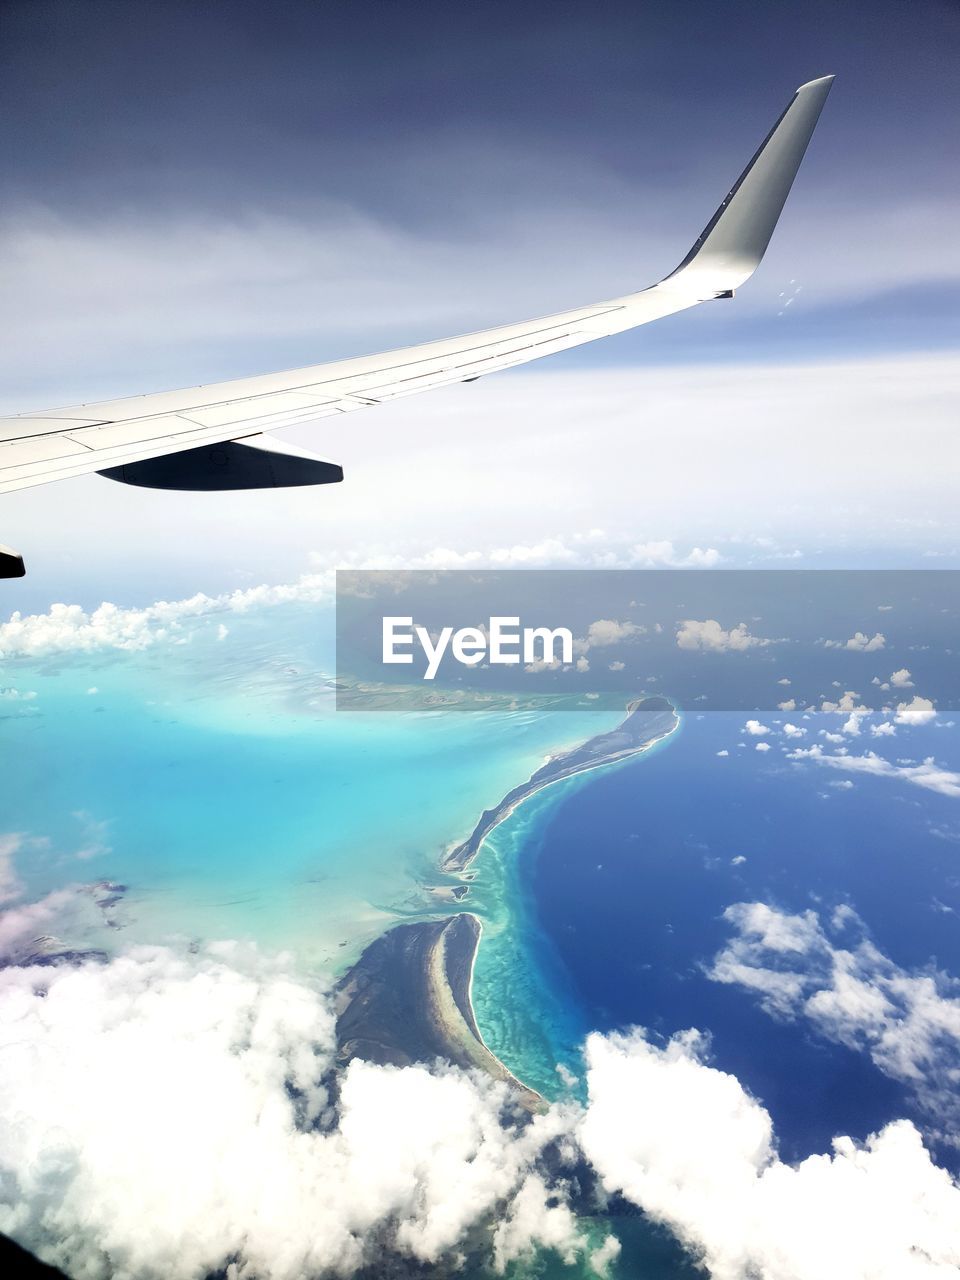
[709,902,960,1130]
[1,915,959,1280]
[2,354,959,601]
[581,1028,960,1280]
[788,744,960,799]
[0,940,596,1279]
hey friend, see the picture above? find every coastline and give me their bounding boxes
[335,697,680,1107]
[334,912,543,1111]
[442,696,680,875]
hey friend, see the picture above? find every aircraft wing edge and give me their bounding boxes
[0,76,834,574]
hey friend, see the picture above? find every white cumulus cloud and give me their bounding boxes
[895,696,937,727]
[843,632,886,652]
[0,942,588,1279]
[788,744,960,799]
[744,720,770,736]
[582,619,645,649]
[676,620,772,653]
[580,1027,960,1280]
[709,902,960,1129]
[1,910,960,1280]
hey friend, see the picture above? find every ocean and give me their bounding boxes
[0,603,619,973]
[491,711,960,1163]
[4,601,959,1278]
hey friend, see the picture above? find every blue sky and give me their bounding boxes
[2,0,957,373]
[2,1,956,227]
[0,0,957,605]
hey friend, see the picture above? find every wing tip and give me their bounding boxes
[796,74,836,95]
[664,74,835,291]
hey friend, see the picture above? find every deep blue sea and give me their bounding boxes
[515,712,960,1167]
[4,599,960,1279]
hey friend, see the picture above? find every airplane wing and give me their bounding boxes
[0,75,833,576]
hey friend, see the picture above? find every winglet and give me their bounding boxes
[666,75,834,296]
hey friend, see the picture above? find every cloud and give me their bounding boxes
[0,834,23,905]
[777,698,796,711]
[819,690,872,737]
[788,743,960,799]
[835,632,886,652]
[392,534,721,575]
[5,352,960,595]
[709,903,960,1129]
[870,721,901,742]
[587,1232,621,1276]
[582,619,644,648]
[7,206,683,398]
[523,656,562,673]
[570,618,646,665]
[890,669,914,688]
[0,941,590,1279]
[895,696,937,727]
[0,887,86,962]
[743,720,770,736]
[782,723,806,739]
[755,742,771,753]
[628,541,721,569]
[580,1027,960,1280]
[820,691,866,717]
[2,122,956,409]
[0,579,332,658]
[676,620,772,653]
[871,722,896,737]
[0,533,722,660]
[2,911,960,1280]
[71,811,112,862]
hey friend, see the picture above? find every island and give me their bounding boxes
[442,695,679,874]
[334,913,542,1111]
[335,698,678,1110]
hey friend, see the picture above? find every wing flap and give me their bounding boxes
[0,434,93,467]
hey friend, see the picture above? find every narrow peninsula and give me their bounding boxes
[442,695,679,874]
[335,697,678,1111]
[335,913,542,1111]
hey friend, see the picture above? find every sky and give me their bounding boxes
[0,0,958,609]
[2,8,960,1277]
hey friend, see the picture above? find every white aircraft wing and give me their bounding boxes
[0,75,833,576]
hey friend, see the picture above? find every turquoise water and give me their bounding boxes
[1,602,687,1278]
[465,727,681,1099]
[0,603,622,1001]
[7,597,959,1280]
